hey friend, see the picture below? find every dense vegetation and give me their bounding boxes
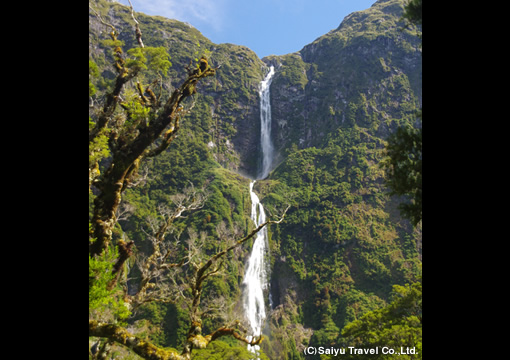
[256,124,421,359]
[89,1,276,358]
[254,1,422,358]
[89,0,422,359]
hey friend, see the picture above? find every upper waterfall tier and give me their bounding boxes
[258,66,275,180]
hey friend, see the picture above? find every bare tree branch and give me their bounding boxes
[90,63,216,258]
[128,0,144,48]
[116,201,136,222]
[128,185,208,310]
[89,5,116,37]
[92,199,290,358]
[89,3,292,359]
[177,204,290,356]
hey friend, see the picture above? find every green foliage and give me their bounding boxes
[89,1,421,358]
[381,114,422,226]
[101,38,125,52]
[340,279,422,359]
[379,0,422,226]
[259,7,422,352]
[263,118,421,353]
[272,53,310,90]
[192,340,269,360]
[89,117,110,167]
[89,245,131,322]
[403,0,422,26]
[271,0,421,163]
[144,46,172,76]
[121,88,153,128]
[125,47,148,72]
[89,60,99,97]
[130,302,189,349]
[126,46,171,78]
[111,132,253,349]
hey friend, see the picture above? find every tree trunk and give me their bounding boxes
[89,67,216,258]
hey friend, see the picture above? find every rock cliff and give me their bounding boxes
[89,0,421,358]
[267,0,421,173]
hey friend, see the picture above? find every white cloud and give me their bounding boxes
[128,0,227,31]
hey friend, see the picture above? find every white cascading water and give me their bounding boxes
[243,181,270,358]
[242,65,276,358]
[258,65,275,180]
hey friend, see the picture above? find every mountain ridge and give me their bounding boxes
[89,0,422,358]
[266,0,421,170]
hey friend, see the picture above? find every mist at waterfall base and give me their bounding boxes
[242,66,275,358]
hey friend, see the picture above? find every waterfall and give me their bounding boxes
[242,65,275,358]
[258,65,275,180]
[243,181,270,358]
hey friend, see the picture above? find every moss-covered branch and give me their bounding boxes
[192,204,289,308]
[89,47,216,258]
[179,205,289,357]
[90,320,186,360]
[90,319,262,360]
[91,190,288,359]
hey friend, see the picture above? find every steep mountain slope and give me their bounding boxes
[89,1,268,356]
[253,0,422,358]
[89,0,421,359]
[89,0,267,177]
[267,0,421,165]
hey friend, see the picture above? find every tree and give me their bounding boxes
[382,0,422,226]
[88,0,217,272]
[89,206,288,360]
[381,113,422,226]
[89,2,289,359]
[340,279,422,359]
[403,0,422,27]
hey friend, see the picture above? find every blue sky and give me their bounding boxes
[118,0,377,58]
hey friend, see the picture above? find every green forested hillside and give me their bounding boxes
[268,0,421,161]
[89,0,421,359]
[256,124,421,358]
[253,1,421,358]
[89,1,264,358]
[89,0,267,177]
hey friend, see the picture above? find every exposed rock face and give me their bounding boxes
[267,0,421,172]
[89,0,268,178]
[197,43,267,177]
[259,1,421,355]
[90,0,421,357]
[90,0,420,180]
